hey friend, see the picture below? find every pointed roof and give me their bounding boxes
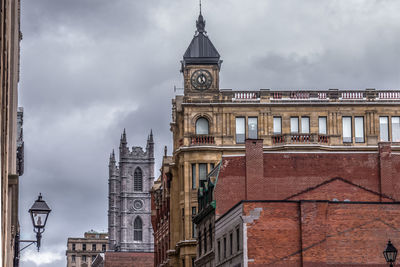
[182,12,222,66]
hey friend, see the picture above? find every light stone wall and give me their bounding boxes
[1,0,21,266]
[108,133,155,253]
[169,61,400,267]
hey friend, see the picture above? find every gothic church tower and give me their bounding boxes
[108,129,155,252]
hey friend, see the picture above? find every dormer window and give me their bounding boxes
[196,118,209,135]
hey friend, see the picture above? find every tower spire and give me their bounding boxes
[199,0,202,15]
[120,128,127,145]
[196,1,206,33]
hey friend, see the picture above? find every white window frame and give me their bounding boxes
[273,117,282,134]
[290,117,299,133]
[380,116,389,142]
[354,116,364,143]
[301,117,310,134]
[319,117,327,135]
[342,116,352,143]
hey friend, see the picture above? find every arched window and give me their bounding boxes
[134,168,143,191]
[134,217,143,241]
[196,117,209,135]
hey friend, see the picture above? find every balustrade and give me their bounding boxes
[190,135,215,145]
[233,91,260,101]
[291,134,311,143]
[272,134,285,144]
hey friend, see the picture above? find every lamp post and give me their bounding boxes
[14,193,51,267]
[384,240,398,267]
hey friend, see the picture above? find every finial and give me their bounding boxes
[149,129,154,143]
[199,0,202,15]
[120,128,127,144]
[164,146,167,156]
[196,1,206,33]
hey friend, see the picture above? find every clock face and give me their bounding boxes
[191,69,213,90]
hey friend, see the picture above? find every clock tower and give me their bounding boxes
[181,11,222,98]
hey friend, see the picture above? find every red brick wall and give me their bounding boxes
[245,139,264,200]
[215,145,400,216]
[105,252,154,267]
[242,201,400,266]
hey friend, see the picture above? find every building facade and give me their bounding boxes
[165,10,400,267]
[193,140,400,266]
[66,231,108,267]
[151,147,172,267]
[108,130,154,252]
[1,0,22,266]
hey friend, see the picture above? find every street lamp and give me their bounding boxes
[384,240,398,267]
[28,193,51,251]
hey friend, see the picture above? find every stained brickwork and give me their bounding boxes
[104,252,154,267]
[215,142,400,217]
[241,201,400,266]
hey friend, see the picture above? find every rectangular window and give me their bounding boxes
[199,163,207,181]
[342,117,352,143]
[218,240,221,262]
[191,257,195,267]
[273,117,282,134]
[82,255,87,262]
[198,232,202,255]
[236,228,240,252]
[191,164,196,189]
[192,207,197,238]
[72,255,76,263]
[355,117,364,143]
[92,255,96,262]
[290,117,299,133]
[102,244,106,252]
[248,117,258,139]
[319,117,327,134]
[209,224,213,249]
[223,237,227,258]
[392,117,400,142]
[301,117,310,134]
[230,233,233,255]
[204,229,207,252]
[380,117,389,141]
[236,117,245,143]
[210,163,215,170]
[92,244,96,251]
[82,244,86,251]
[72,243,76,251]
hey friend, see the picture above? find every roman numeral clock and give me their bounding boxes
[191,69,213,91]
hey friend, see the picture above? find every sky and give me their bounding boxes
[18,0,400,266]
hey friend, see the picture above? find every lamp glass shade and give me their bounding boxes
[29,194,51,230]
[384,241,398,263]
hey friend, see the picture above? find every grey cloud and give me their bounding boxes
[18,1,400,266]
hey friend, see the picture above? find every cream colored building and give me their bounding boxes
[1,0,22,266]
[166,11,400,267]
[66,231,109,267]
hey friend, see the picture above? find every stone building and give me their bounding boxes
[151,147,172,267]
[108,130,154,252]
[1,0,23,266]
[66,231,108,267]
[161,9,400,267]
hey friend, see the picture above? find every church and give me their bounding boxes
[108,129,155,253]
[151,6,400,267]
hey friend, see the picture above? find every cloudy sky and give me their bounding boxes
[18,0,400,266]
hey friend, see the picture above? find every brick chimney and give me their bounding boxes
[379,142,395,199]
[245,139,264,200]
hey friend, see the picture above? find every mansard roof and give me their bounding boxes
[182,13,222,66]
